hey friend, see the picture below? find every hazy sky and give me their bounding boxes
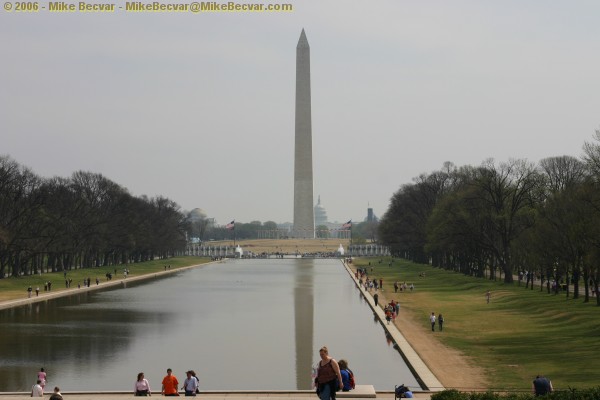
[2,1,600,225]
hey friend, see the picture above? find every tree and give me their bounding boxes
[0,156,45,277]
[464,159,541,283]
[0,157,190,277]
[379,163,455,262]
[582,127,600,178]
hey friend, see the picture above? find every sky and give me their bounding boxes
[2,1,600,226]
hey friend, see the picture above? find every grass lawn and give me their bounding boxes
[2,252,597,390]
[0,256,208,301]
[352,257,600,390]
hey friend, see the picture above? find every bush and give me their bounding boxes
[431,388,600,400]
[432,390,469,400]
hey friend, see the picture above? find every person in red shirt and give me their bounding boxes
[162,368,179,396]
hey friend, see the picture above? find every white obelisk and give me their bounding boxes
[293,29,315,239]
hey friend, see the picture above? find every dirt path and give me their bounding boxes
[375,290,488,391]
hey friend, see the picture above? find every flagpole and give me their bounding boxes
[350,224,352,247]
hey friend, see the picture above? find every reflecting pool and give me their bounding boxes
[0,259,420,391]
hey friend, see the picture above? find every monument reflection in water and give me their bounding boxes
[0,259,420,392]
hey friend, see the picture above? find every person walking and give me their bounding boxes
[486,290,491,304]
[438,314,444,331]
[429,312,436,332]
[373,293,379,307]
[37,368,47,390]
[315,346,343,400]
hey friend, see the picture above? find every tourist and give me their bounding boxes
[134,372,151,396]
[35,287,40,296]
[438,314,444,331]
[394,281,398,293]
[337,359,354,392]
[28,286,32,298]
[182,371,198,396]
[532,375,553,396]
[161,368,179,396]
[429,312,436,332]
[190,371,199,394]
[49,387,63,400]
[31,379,44,397]
[373,293,378,307]
[315,346,343,400]
[395,384,413,398]
[38,368,47,389]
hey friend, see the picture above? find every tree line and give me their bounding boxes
[378,131,600,305]
[0,155,318,278]
[0,155,188,278]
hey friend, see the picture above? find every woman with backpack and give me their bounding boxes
[338,359,355,392]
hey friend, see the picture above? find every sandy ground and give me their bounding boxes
[367,286,488,391]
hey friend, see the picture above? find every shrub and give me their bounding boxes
[431,388,600,400]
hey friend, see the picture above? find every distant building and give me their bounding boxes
[314,195,328,227]
[189,208,207,222]
[186,208,215,243]
[188,208,215,226]
[366,207,378,223]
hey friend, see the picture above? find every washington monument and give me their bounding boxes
[293,29,315,238]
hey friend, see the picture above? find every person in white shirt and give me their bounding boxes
[182,371,198,396]
[134,372,151,396]
[31,380,44,397]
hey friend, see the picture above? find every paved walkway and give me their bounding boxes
[0,260,438,398]
[342,262,444,392]
[0,391,432,400]
[0,262,220,311]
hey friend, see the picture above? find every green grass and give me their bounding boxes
[353,258,599,390]
[3,255,597,389]
[0,256,209,301]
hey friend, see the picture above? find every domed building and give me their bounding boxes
[314,195,328,227]
[188,208,207,222]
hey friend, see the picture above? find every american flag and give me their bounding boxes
[341,220,352,229]
[226,220,235,230]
